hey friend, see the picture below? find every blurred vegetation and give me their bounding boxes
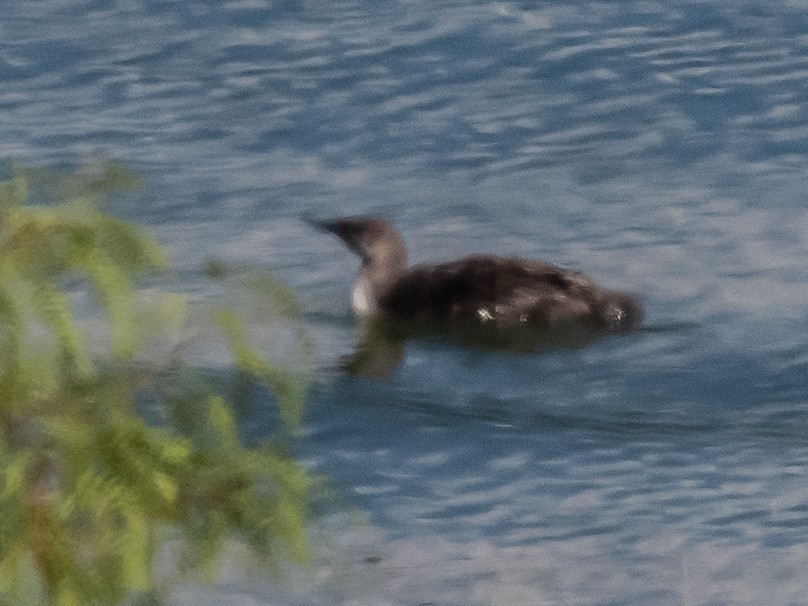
[0,162,316,605]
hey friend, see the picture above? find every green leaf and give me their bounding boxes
[30,282,94,379]
[0,161,319,604]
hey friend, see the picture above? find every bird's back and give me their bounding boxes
[380,255,617,328]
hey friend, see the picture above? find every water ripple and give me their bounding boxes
[6,1,808,603]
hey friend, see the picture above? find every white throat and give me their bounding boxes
[351,275,376,314]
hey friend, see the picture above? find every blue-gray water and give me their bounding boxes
[5,1,808,604]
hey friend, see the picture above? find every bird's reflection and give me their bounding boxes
[341,313,639,378]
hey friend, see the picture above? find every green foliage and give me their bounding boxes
[0,161,167,389]
[0,163,316,605]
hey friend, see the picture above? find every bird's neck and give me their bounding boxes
[352,258,405,314]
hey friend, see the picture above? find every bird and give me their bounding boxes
[305,214,643,335]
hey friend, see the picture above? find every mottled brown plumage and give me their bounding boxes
[306,215,642,333]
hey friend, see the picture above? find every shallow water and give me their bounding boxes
[5,1,808,604]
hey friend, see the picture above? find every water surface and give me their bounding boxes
[4,1,808,604]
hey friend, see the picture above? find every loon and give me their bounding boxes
[306,215,643,334]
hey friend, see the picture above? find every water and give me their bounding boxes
[4,1,808,604]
